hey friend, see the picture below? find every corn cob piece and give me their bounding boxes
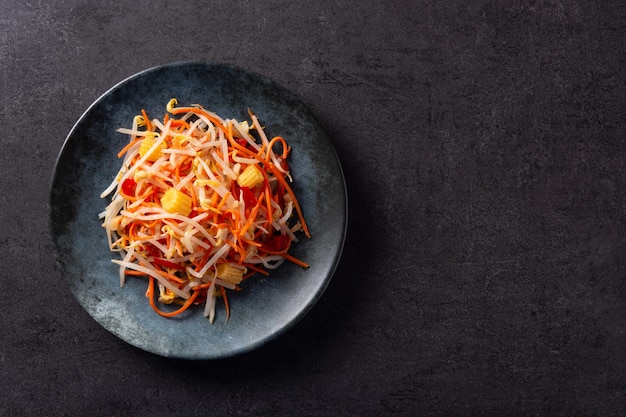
[236,164,264,188]
[161,188,192,216]
[139,137,167,162]
[216,263,245,285]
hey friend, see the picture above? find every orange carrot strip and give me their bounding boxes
[217,191,231,211]
[194,247,212,273]
[281,253,309,268]
[265,136,290,160]
[117,137,143,158]
[169,119,189,129]
[210,191,220,209]
[170,107,227,133]
[124,270,147,276]
[219,285,230,322]
[147,276,199,317]
[241,237,262,247]
[141,109,153,131]
[156,269,185,285]
[240,192,264,236]
[244,264,270,276]
[187,184,198,209]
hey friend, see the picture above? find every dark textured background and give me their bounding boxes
[1,0,624,416]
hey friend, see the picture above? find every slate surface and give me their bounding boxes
[0,0,624,416]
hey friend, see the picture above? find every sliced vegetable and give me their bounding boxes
[236,164,264,188]
[161,188,192,216]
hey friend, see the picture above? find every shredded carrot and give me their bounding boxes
[265,136,290,160]
[217,191,231,211]
[169,119,189,129]
[193,246,212,272]
[141,109,152,132]
[240,192,264,236]
[155,269,185,285]
[280,253,310,269]
[117,137,143,158]
[147,276,200,317]
[187,183,198,209]
[244,264,270,277]
[219,285,230,322]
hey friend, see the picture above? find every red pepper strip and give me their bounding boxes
[240,186,257,209]
[152,258,186,271]
[263,234,291,252]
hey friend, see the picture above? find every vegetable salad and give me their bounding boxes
[100,99,309,323]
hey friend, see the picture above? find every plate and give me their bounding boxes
[48,62,347,359]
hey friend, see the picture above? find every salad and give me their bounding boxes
[99,99,309,323]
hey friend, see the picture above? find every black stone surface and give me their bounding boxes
[1,0,624,416]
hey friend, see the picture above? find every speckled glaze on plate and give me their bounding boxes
[48,62,347,359]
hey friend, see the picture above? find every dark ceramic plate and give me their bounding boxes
[49,62,347,359]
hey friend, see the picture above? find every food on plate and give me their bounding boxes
[99,99,309,322]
